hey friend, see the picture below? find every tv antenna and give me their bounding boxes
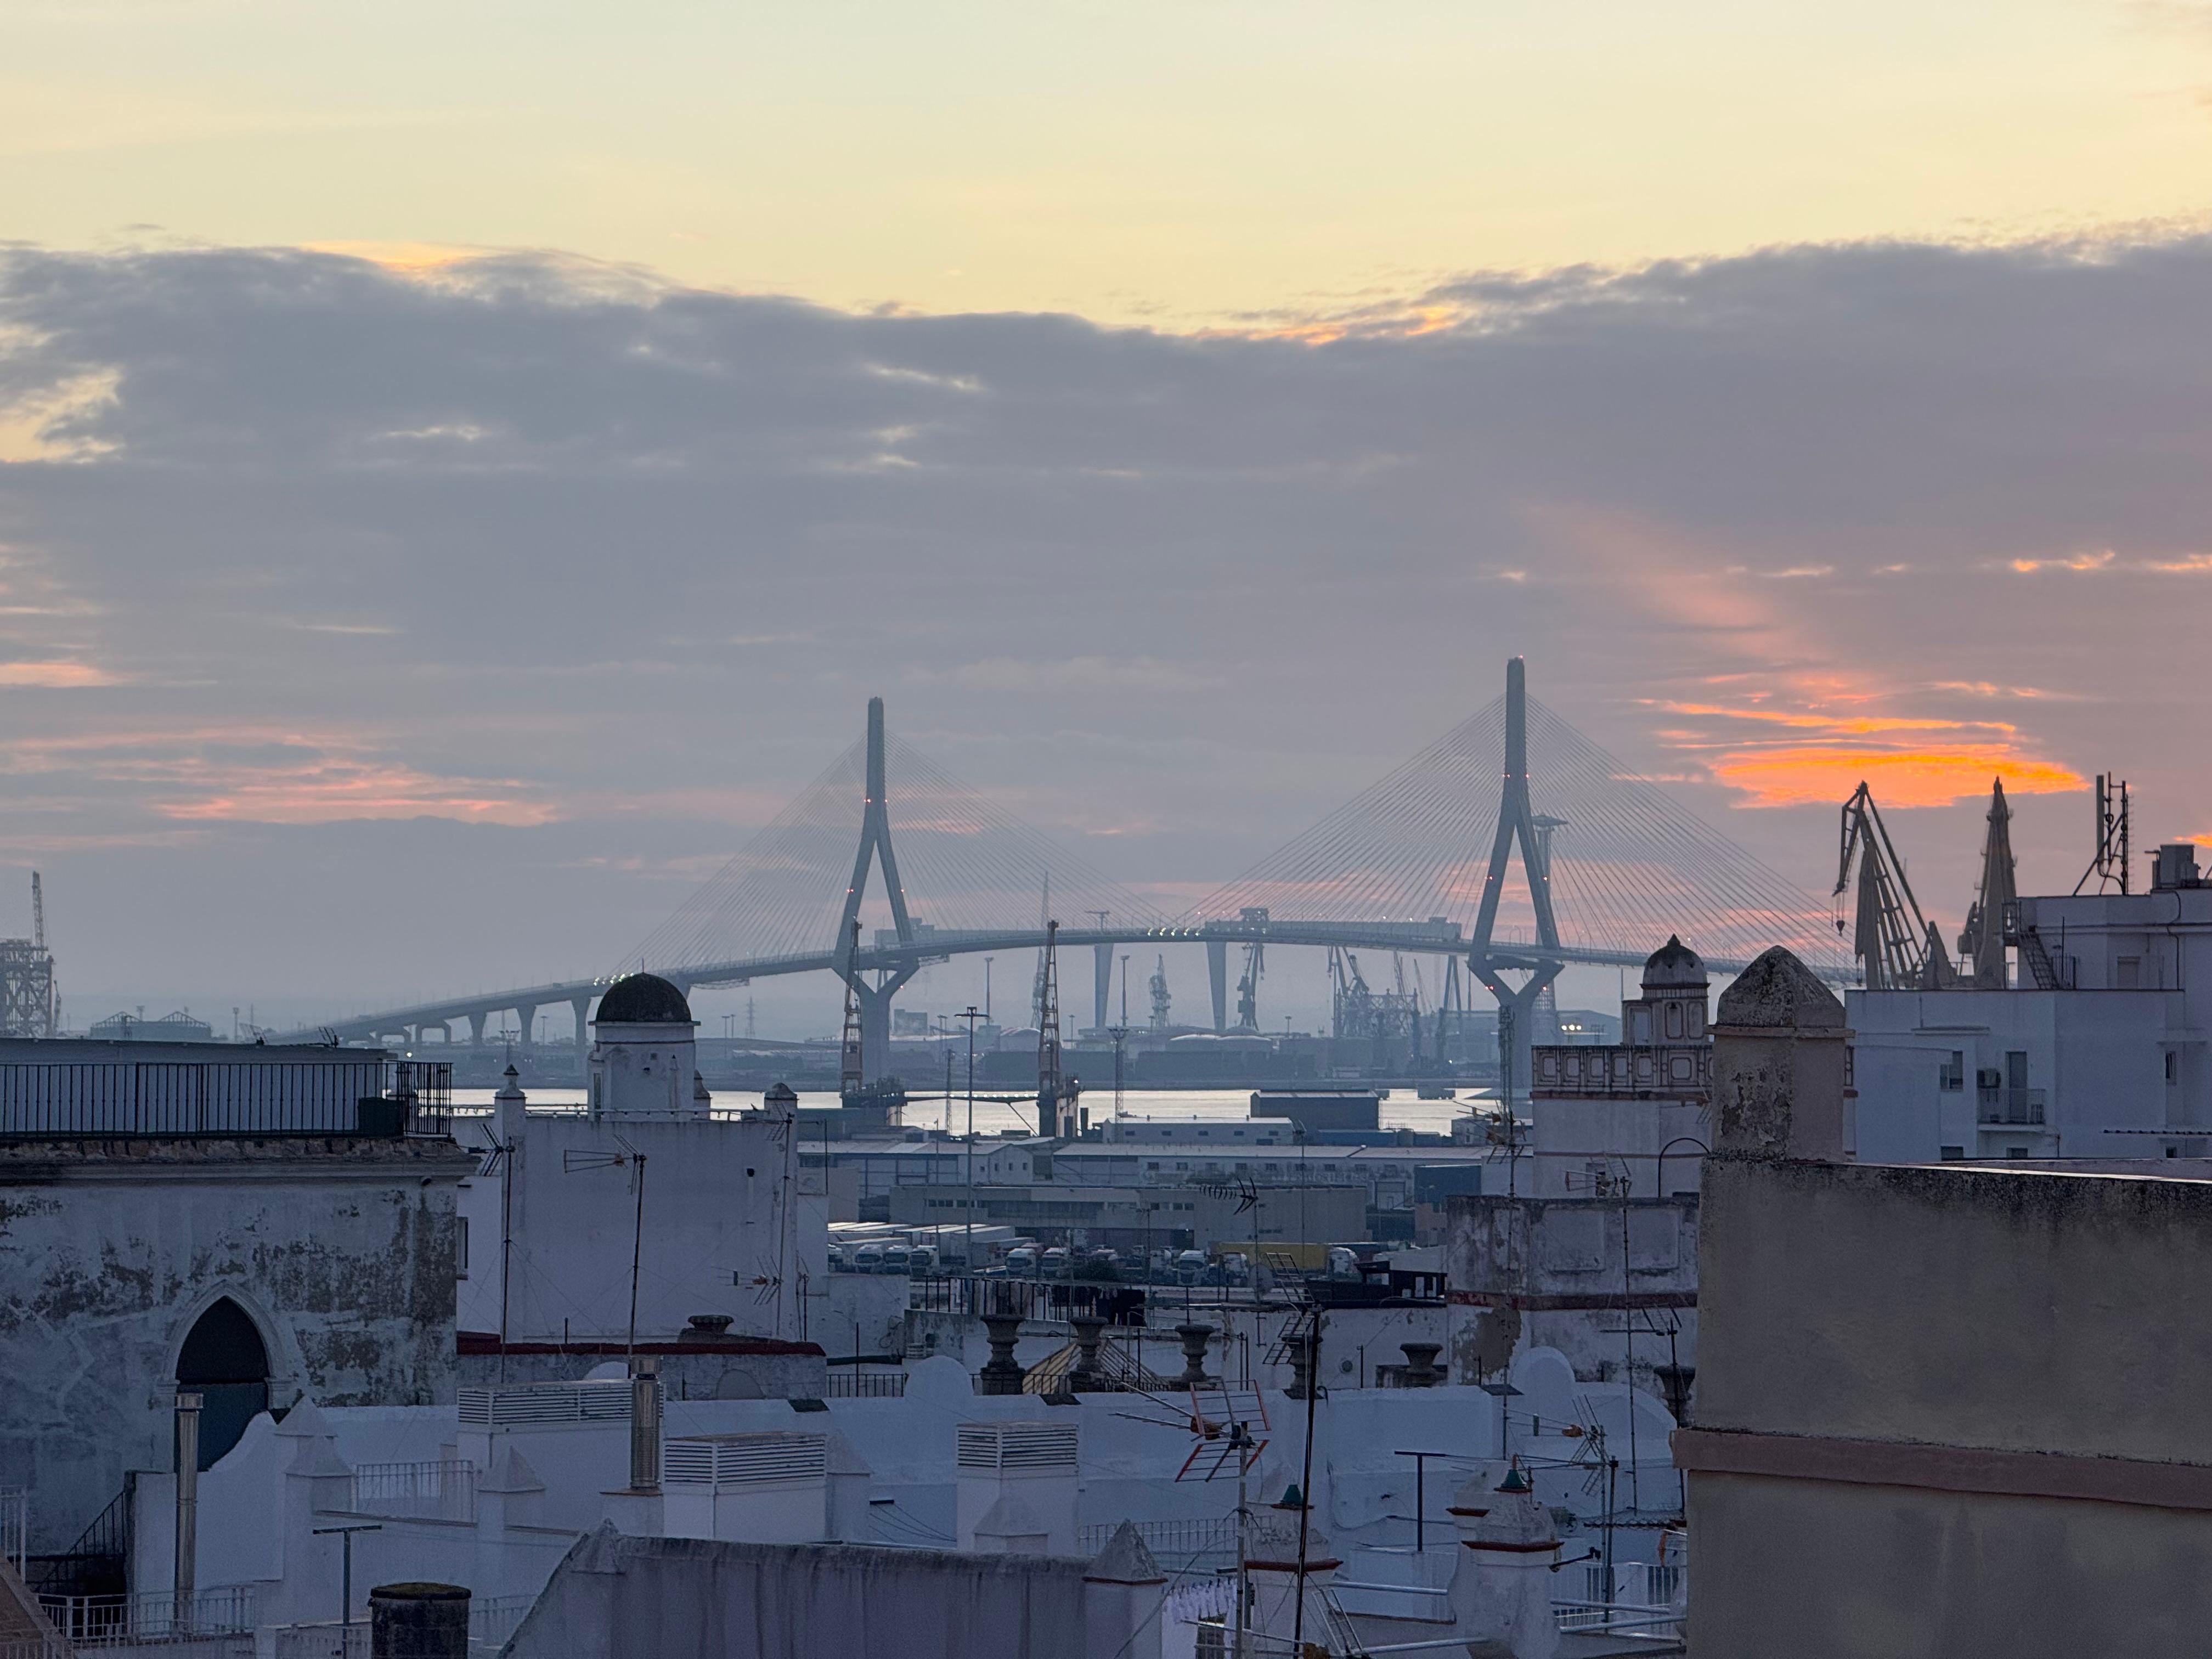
[563,1130,648,1365]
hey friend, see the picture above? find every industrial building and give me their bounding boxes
[84,1007,217,1043]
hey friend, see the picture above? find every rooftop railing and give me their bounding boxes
[350,1459,478,1522]
[39,1585,258,1646]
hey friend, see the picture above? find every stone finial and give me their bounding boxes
[480,1444,546,1495]
[1716,947,1844,1031]
[977,1312,1026,1395]
[1084,1520,1167,1585]
[1713,946,1853,1161]
[1066,1313,1109,1393]
[1174,1321,1215,1387]
[1399,1342,1442,1387]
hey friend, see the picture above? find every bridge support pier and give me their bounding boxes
[513,1003,536,1047]
[1206,941,1228,1032]
[571,995,591,1059]
[839,966,917,1087]
[1475,962,1561,1110]
[1093,944,1112,1036]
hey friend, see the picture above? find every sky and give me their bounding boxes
[4,2,2212,1031]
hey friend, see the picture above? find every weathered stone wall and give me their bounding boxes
[454,1343,827,1400]
[503,1525,1163,1659]
[1688,1156,2212,1656]
[0,1136,472,1550]
[1443,1192,1699,1395]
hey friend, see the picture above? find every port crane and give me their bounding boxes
[1834,782,1953,990]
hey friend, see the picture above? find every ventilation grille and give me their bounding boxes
[665,1434,829,1487]
[957,1423,1078,1473]
[458,1381,634,1426]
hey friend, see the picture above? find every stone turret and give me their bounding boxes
[1711,946,1853,1161]
[1444,1463,1561,1658]
[1242,1483,1340,1652]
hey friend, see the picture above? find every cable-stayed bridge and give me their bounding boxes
[280,661,1841,1079]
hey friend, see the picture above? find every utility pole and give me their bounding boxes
[1233,1421,1254,1659]
[959,1007,982,1276]
[1110,1022,1128,1123]
[1291,1314,1323,1656]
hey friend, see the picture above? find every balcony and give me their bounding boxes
[1978,1087,2046,1126]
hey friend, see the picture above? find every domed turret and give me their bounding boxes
[1641,935,1707,993]
[594,972,693,1026]
[589,973,704,1118]
[1626,936,1710,1046]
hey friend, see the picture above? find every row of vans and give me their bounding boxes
[832,1240,940,1274]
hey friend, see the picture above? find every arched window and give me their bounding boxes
[177,1299,270,1470]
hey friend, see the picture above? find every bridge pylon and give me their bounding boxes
[1468,657,1565,1107]
[834,697,919,1084]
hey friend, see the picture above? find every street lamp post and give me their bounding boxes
[313,1522,382,1636]
[959,1006,983,1279]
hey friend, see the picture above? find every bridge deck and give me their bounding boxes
[275,922,1820,1044]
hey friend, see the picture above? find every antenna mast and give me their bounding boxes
[2076,773,2131,896]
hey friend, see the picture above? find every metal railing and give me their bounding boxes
[270,1627,368,1659]
[0,1485,25,1574]
[825,1372,908,1398]
[0,1057,450,1138]
[26,1479,131,1600]
[1077,1517,1235,1568]
[907,1276,1147,1324]
[1576,1560,1686,1608]
[1553,1559,1689,1638]
[351,1459,479,1522]
[470,1593,534,1653]
[1978,1087,2046,1126]
[268,1595,528,1659]
[40,1585,259,1646]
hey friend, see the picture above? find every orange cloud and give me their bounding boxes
[2007,549,2115,573]
[157,759,556,826]
[0,660,122,687]
[1708,746,2083,808]
[1519,506,2086,814]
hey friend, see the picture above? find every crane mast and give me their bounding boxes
[1834,782,1951,990]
